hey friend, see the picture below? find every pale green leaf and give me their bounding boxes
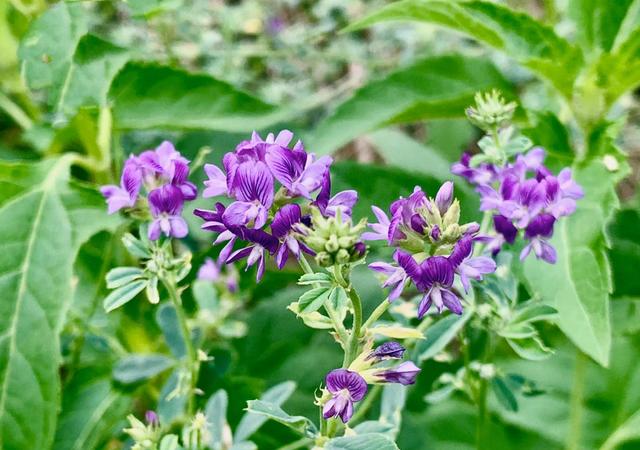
[0,157,119,449]
[600,408,640,450]
[298,287,332,314]
[156,303,187,359]
[416,311,471,362]
[105,267,144,289]
[103,279,148,313]
[244,400,317,437]
[325,433,399,450]
[205,389,228,450]
[345,0,583,97]
[234,381,296,442]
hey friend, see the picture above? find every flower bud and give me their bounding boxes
[466,89,516,131]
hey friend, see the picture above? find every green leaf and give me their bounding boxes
[53,375,131,450]
[0,157,119,450]
[53,34,129,119]
[609,209,640,297]
[158,369,187,426]
[18,2,87,92]
[234,381,296,442]
[205,389,228,450]
[600,25,640,110]
[600,408,640,450]
[325,433,399,450]
[510,302,558,325]
[159,435,182,450]
[298,287,332,314]
[156,304,187,358]
[491,377,518,412]
[192,279,219,311]
[345,0,583,98]
[380,384,407,431]
[126,0,182,17]
[523,156,628,366]
[298,272,332,286]
[506,336,553,361]
[109,63,286,131]
[244,400,317,437]
[416,311,471,362]
[307,55,511,154]
[103,279,148,312]
[113,354,175,384]
[105,267,144,289]
[568,0,636,52]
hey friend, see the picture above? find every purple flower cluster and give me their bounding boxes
[194,130,357,281]
[101,141,197,240]
[365,183,495,317]
[452,147,583,263]
[323,342,420,423]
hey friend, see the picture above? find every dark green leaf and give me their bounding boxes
[156,303,187,359]
[491,377,518,412]
[345,0,583,97]
[109,63,287,131]
[307,55,512,154]
[113,354,175,384]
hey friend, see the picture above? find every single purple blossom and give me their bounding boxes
[323,369,368,423]
[226,226,279,281]
[520,213,557,263]
[375,361,421,385]
[271,204,313,268]
[451,152,497,186]
[148,185,188,240]
[145,411,159,427]
[265,144,332,198]
[100,157,142,214]
[369,251,410,301]
[398,253,462,317]
[362,206,391,241]
[449,236,496,293]
[223,161,274,228]
[367,342,406,361]
[197,257,221,282]
[435,181,454,214]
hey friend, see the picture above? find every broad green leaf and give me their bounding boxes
[113,354,175,384]
[244,400,317,437]
[234,381,296,442]
[366,129,453,181]
[156,303,187,359]
[510,303,558,325]
[109,63,287,131]
[53,34,129,119]
[380,384,407,431]
[600,408,640,450]
[287,302,334,329]
[523,156,628,366]
[205,390,228,450]
[159,435,182,450]
[307,55,511,154]
[298,287,332,314]
[18,2,87,91]
[568,0,636,52]
[53,375,130,450]
[105,267,144,289]
[416,311,471,362]
[345,0,583,98]
[103,279,148,312]
[0,157,118,450]
[326,433,399,450]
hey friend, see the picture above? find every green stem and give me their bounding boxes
[343,288,363,367]
[475,331,494,450]
[0,91,33,130]
[163,273,198,416]
[361,299,390,330]
[567,351,587,450]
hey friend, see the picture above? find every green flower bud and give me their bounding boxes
[466,89,516,131]
[335,248,351,265]
[315,251,333,267]
[442,199,460,228]
[325,235,340,253]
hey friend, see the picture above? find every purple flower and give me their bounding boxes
[520,213,557,263]
[315,172,358,219]
[369,251,410,301]
[271,204,313,268]
[449,236,496,293]
[265,144,332,198]
[148,185,188,240]
[435,181,454,214]
[323,369,368,423]
[223,161,274,228]
[139,141,197,200]
[197,257,221,282]
[100,157,142,214]
[227,226,279,282]
[451,152,497,186]
[398,253,462,317]
[145,410,159,427]
[367,342,406,361]
[362,206,391,241]
[375,361,421,385]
